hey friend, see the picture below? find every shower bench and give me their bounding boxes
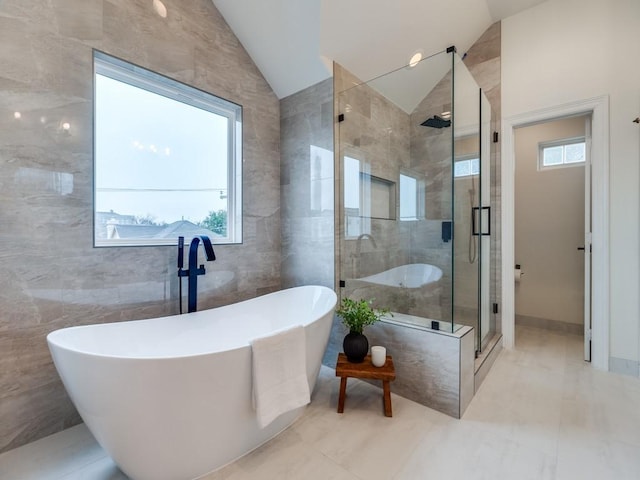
[335,353,396,417]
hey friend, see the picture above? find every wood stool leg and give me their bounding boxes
[337,377,347,413]
[382,380,392,417]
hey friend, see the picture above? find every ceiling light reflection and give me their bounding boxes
[409,51,423,68]
[153,0,167,18]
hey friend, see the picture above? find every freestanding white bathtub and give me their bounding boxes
[47,285,337,480]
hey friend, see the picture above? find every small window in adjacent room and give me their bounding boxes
[93,51,242,247]
[539,137,586,169]
[454,157,479,178]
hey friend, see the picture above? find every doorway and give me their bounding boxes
[501,96,610,371]
[513,116,589,359]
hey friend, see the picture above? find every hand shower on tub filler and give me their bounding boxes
[177,235,216,313]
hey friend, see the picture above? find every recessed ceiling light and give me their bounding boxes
[14,111,21,119]
[153,0,168,18]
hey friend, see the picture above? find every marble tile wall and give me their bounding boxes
[324,317,475,419]
[367,322,475,418]
[408,63,455,322]
[463,22,503,339]
[334,65,414,297]
[0,0,281,453]
[280,78,334,290]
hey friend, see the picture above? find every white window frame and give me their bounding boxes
[538,136,586,170]
[93,50,242,247]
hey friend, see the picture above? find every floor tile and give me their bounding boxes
[3,326,640,480]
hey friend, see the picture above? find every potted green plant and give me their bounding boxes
[336,298,389,363]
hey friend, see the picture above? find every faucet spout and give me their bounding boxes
[178,236,216,313]
[199,235,216,262]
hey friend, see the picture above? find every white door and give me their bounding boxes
[583,116,592,362]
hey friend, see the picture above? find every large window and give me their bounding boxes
[94,51,242,247]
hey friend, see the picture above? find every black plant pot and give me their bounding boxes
[343,331,369,363]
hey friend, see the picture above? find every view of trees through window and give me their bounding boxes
[198,210,228,236]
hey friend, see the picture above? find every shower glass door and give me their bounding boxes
[452,54,481,341]
[336,48,495,348]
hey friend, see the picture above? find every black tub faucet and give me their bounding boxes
[178,236,216,313]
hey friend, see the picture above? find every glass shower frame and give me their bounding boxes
[336,48,495,352]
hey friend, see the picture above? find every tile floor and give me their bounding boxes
[2,325,640,479]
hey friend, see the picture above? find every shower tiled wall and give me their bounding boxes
[334,65,413,282]
[463,21,502,338]
[280,78,334,289]
[0,0,281,453]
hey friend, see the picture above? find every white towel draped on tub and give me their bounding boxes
[250,325,310,428]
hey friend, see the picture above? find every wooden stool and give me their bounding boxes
[335,353,396,417]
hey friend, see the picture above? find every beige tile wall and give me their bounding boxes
[280,78,334,290]
[0,0,281,453]
[463,21,502,338]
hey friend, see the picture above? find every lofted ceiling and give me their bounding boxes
[211,0,547,100]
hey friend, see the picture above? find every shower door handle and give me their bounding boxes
[472,207,479,236]
[472,206,491,236]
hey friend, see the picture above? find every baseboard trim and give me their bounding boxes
[474,334,503,393]
[515,314,583,335]
[609,357,640,377]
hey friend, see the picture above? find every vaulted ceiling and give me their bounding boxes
[211,0,547,99]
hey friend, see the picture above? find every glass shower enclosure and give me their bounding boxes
[336,48,495,353]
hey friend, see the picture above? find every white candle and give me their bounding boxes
[371,346,386,367]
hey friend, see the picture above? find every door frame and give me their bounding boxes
[501,95,610,371]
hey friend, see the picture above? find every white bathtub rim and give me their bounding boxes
[46,285,337,361]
